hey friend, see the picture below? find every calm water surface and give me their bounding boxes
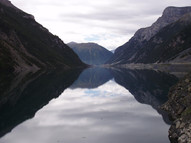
[0,68,179,143]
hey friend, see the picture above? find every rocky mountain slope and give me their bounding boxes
[162,73,191,143]
[131,13,191,63]
[0,1,85,72]
[68,42,113,65]
[107,7,191,65]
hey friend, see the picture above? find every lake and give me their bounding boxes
[0,67,180,143]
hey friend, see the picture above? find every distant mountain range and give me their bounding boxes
[68,42,113,65]
[107,7,191,65]
[0,0,86,72]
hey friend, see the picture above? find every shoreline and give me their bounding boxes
[161,73,191,143]
[102,63,191,78]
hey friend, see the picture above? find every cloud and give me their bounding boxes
[11,0,191,50]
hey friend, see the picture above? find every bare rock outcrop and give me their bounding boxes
[162,73,191,143]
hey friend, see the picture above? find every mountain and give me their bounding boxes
[0,1,86,72]
[0,0,16,8]
[68,42,113,65]
[107,6,191,65]
[110,49,115,53]
[131,13,191,63]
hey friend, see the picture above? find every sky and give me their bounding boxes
[10,0,191,50]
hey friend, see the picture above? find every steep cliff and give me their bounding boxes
[132,13,191,63]
[107,7,191,65]
[0,1,85,72]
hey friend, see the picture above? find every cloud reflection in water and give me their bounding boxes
[0,80,170,143]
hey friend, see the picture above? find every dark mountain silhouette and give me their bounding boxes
[0,1,86,72]
[68,42,113,65]
[107,7,191,65]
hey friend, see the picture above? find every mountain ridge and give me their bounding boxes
[132,12,191,63]
[107,6,191,65]
[68,42,113,65]
[0,1,86,72]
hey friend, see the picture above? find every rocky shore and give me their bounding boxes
[162,73,191,143]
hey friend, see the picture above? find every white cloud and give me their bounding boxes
[11,0,191,50]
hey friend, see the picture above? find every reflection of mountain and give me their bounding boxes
[0,69,82,137]
[70,67,113,89]
[110,68,179,124]
[0,67,180,137]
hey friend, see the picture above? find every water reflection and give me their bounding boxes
[110,68,178,124]
[0,67,179,143]
[0,69,83,138]
[0,80,170,143]
[70,67,113,89]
